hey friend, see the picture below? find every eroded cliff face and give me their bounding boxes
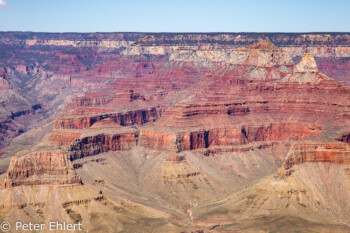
[280,142,350,174]
[69,129,138,160]
[54,107,163,130]
[1,35,350,232]
[139,123,322,153]
[0,151,81,188]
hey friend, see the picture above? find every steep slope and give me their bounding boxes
[193,163,350,232]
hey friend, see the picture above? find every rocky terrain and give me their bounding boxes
[0,32,350,232]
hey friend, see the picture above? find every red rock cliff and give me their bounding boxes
[0,151,81,188]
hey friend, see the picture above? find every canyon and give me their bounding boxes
[0,32,350,232]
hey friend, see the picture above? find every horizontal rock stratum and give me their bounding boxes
[0,33,350,232]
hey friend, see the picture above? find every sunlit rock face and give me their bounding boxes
[295,53,319,73]
[1,33,350,232]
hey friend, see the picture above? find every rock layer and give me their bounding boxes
[278,142,350,175]
[0,151,81,188]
